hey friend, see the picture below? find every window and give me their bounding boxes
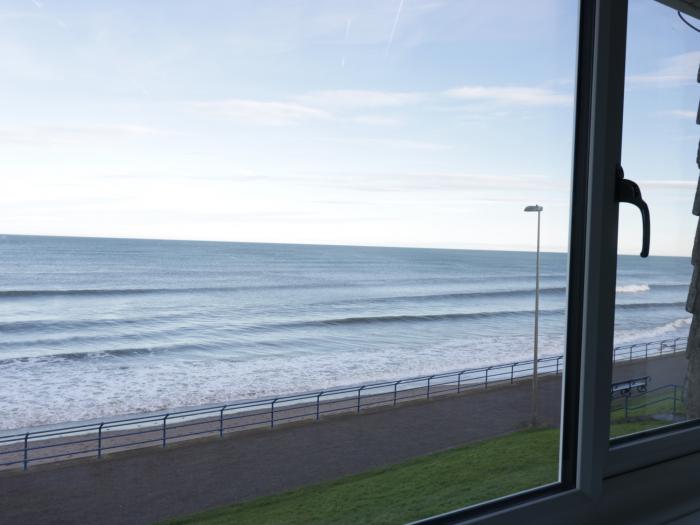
[610,0,699,440]
[0,1,582,523]
[4,1,700,524]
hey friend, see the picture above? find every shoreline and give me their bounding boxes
[0,353,567,438]
[0,346,686,471]
[1,336,684,438]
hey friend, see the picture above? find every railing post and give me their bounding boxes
[316,392,322,421]
[511,364,515,383]
[23,432,29,471]
[485,367,489,389]
[393,381,399,406]
[427,376,432,399]
[162,414,169,448]
[357,386,365,413]
[457,372,463,393]
[555,358,559,376]
[674,338,678,352]
[630,345,633,361]
[271,399,277,428]
[219,406,226,437]
[98,423,104,458]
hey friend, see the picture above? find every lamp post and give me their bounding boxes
[524,204,543,428]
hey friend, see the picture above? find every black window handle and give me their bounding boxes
[615,165,650,258]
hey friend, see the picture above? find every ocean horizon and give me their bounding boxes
[0,234,692,430]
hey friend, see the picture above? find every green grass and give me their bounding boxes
[164,429,560,525]
[163,418,679,525]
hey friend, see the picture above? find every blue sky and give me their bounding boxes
[0,0,698,255]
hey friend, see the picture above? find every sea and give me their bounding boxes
[0,235,692,430]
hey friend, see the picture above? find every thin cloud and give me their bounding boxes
[341,17,352,68]
[87,124,160,136]
[296,90,421,109]
[627,51,700,86]
[351,115,402,126]
[659,109,697,119]
[194,91,418,126]
[385,0,405,56]
[445,85,572,107]
[194,84,567,128]
[319,137,450,152]
[641,180,697,189]
[0,124,162,145]
[366,172,567,192]
[192,99,330,126]
[287,170,565,194]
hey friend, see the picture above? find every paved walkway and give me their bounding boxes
[0,354,686,525]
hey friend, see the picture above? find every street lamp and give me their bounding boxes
[524,204,543,428]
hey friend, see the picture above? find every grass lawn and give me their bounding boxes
[164,429,559,525]
[163,420,676,525]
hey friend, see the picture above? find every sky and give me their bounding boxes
[0,0,698,255]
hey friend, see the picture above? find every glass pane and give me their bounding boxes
[611,0,698,439]
[0,1,578,523]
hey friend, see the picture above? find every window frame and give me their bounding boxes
[415,0,700,523]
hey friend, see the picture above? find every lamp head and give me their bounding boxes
[524,205,543,212]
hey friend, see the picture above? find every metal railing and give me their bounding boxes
[613,337,686,362]
[610,383,684,421]
[0,336,687,471]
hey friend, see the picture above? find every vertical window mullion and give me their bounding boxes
[559,0,596,491]
[576,0,628,497]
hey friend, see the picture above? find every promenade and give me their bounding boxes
[0,353,686,525]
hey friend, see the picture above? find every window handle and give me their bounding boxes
[615,165,650,258]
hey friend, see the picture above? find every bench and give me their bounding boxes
[611,376,650,398]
